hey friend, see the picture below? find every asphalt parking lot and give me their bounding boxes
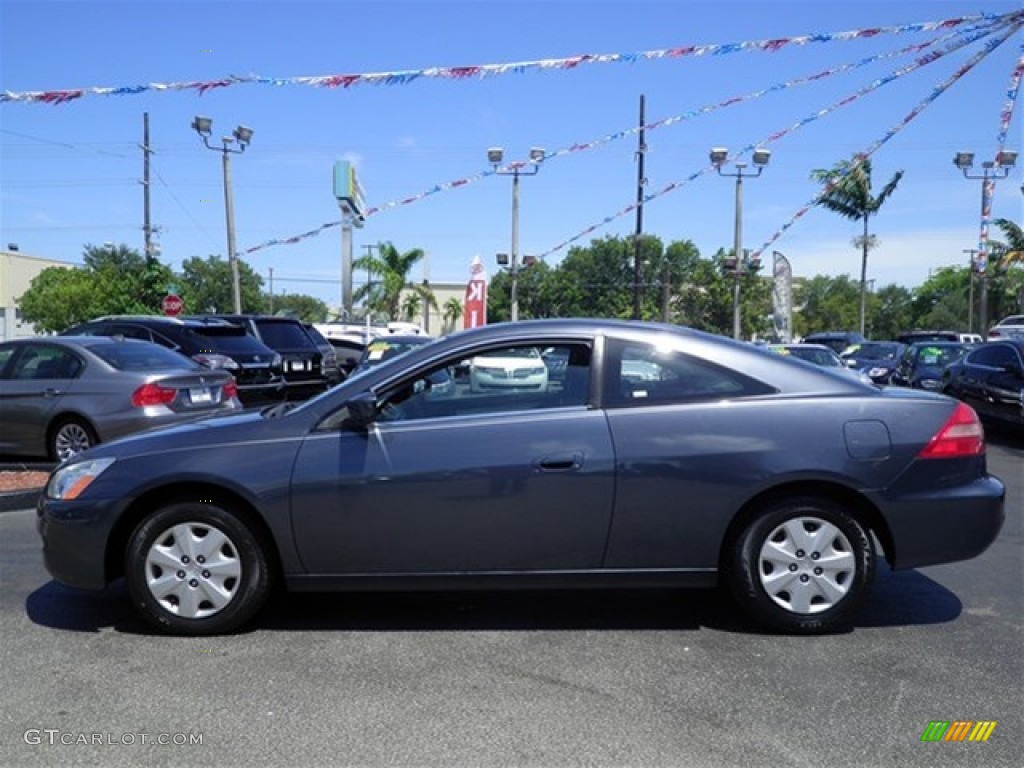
[1,435,1020,768]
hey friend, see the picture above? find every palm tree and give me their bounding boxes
[352,242,427,321]
[989,217,1024,270]
[401,293,422,322]
[442,297,463,332]
[810,157,904,336]
[986,218,1024,316]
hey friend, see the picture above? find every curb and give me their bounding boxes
[0,488,43,513]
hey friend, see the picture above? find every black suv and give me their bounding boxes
[191,315,328,400]
[63,316,285,405]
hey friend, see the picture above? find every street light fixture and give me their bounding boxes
[710,146,771,340]
[953,148,1017,332]
[192,115,254,314]
[489,146,545,322]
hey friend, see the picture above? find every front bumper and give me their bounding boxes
[37,495,126,591]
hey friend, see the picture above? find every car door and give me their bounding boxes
[0,342,82,455]
[289,340,616,574]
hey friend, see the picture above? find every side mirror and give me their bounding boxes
[344,392,378,430]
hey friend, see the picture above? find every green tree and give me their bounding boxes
[400,292,422,322]
[911,267,971,332]
[178,255,265,314]
[352,242,429,321]
[266,293,329,323]
[18,243,177,332]
[867,283,914,340]
[986,217,1024,318]
[792,274,862,338]
[82,242,173,312]
[810,157,904,336]
[18,266,99,332]
[442,297,462,332]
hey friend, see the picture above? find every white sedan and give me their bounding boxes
[469,347,548,392]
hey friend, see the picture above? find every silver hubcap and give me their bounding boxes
[55,423,91,461]
[758,516,856,615]
[145,522,242,619]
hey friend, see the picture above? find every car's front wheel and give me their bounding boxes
[728,497,874,634]
[125,502,270,635]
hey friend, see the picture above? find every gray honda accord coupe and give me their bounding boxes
[37,319,1005,636]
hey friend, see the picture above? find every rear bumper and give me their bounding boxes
[878,475,1005,569]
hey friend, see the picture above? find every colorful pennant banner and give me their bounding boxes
[243,17,1007,257]
[2,12,1020,105]
[750,25,1020,264]
[538,19,1019,259]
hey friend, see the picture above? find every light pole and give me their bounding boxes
[488,146,545,322]
[953,149,1017,333]
[963,248,980,333]
[192,116,254,314]
[710,147,771,340]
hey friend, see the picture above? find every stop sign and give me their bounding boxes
[162,294,183,317]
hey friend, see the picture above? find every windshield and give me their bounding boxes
[360,338,430,367]
[89,341,201,371]
[846,343,902,361]
[255,320,315,349]
[914,345,968,367]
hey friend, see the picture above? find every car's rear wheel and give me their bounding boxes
[729,497,874,634]
[125,502,270,635]
[49,417,97,462]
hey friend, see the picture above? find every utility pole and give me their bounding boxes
[269,267,274,314]
[633,94,646,320]
[142,112,153,262]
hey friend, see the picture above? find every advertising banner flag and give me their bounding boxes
[772,251,793,342]
[463,256,488,329]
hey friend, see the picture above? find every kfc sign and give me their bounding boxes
[463,257,487,329]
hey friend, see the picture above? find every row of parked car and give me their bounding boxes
[0,313,396,461]
[789,321,1024,434]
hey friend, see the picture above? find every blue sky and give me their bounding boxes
[1,0,1022,309]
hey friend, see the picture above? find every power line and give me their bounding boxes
[0,128,128,157]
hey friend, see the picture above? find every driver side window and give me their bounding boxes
[376,342,592,423]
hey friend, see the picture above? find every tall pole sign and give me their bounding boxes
[463,256,487,329]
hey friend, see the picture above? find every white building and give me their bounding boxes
[0,249,78,340]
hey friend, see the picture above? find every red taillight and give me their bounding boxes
[988,330,1002,338]
[223,380,238,400]
[131,382,177,407]
[918,402,985,458]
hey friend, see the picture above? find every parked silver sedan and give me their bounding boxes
[0,336,241,461]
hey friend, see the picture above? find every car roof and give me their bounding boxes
[89,315,217,329]
[4,334,142,347]
[366,334,433,344]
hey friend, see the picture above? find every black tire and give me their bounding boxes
[49,417,98,462]
[728,497,874,634]
[125,502,270,635]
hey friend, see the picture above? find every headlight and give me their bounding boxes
[868,367,887,378]
[46,458,116,500]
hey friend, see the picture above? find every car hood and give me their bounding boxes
[68,410,282,463]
